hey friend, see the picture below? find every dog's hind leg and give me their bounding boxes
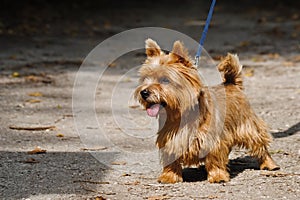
[241,119,280,171]
[248,140,280,171]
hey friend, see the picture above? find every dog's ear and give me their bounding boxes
[171,41,188,58]
[145,38,162,57]
[171,41,193,67]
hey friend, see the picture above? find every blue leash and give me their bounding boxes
[195,0,216,67]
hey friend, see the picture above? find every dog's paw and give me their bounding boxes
[158,172,183,184]
[207,169,230,183]
[260,156,280,171]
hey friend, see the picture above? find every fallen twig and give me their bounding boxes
[27,146,47,154]
[73,180,110,184]
[260,171,300,177]
[80,146,108,151]
[9,125,56,131]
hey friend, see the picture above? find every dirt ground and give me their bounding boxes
[0,1,299,199]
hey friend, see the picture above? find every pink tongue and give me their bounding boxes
[146,104,160,117]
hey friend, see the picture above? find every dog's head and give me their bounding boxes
[134,39,203,117]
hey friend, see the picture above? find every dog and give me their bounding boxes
[134,38,280,183]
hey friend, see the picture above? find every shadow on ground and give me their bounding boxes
[183,156,259,182]
[272,122,300,138]
[0,151,112,199]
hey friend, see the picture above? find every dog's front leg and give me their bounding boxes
[158,159,183,184]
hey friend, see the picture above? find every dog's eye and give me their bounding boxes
[159,77,170,84]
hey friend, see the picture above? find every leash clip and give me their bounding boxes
[194,56,199,68]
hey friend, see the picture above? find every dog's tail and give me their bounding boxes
[217,53,243,90]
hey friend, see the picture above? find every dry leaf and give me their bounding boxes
[26,75,45,82]
[56,133,64,137]
[147,195,170,200]
[124,180,140,185]
[244,68,254,77]
[25,75,39,82]
[251,56,266,62]
[122,77,132,82]
[129,105,140,109]
[12,72,20,77]
[104,192,116,195]
[208,195,219,199]
[238,41,250,47]
[108,62,117,67]
[184,20,206,26]
[28,146,47,154]
[26,99,41,103]
[28,92,43,97]
[283,61,295,67]
[25,75,53,84]
[291,55,300,62]
[111,161,127,165]
[268,53,280,59]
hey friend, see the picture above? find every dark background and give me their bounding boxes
[1,0,299,37]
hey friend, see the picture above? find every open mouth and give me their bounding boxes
[146,102,166,117]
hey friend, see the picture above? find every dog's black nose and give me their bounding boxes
[140,89,150,100]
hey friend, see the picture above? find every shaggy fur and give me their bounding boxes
[134,39,279,183]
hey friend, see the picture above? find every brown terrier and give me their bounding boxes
[134,39,279,183]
